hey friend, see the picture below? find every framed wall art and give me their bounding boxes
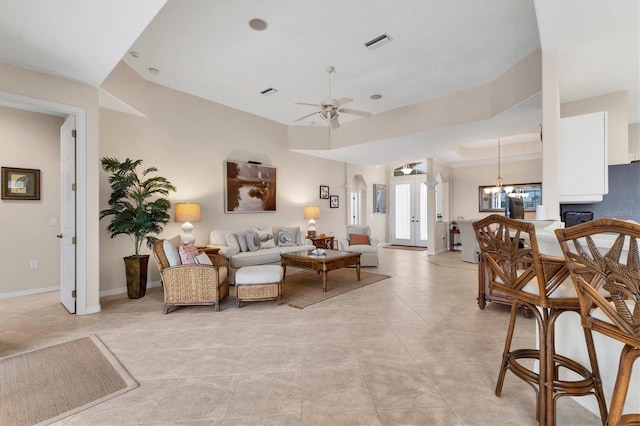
[329,195,339,208]
[373,183,386,214]
[1,167,41,200]
[225,160,277,213]
[319,185,329,199]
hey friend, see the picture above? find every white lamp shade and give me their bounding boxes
[304,206,320,236]
[175,203,201,222]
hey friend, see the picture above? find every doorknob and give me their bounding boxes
[56,234,63,239]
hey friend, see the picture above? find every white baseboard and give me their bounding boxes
[0,286,58,299]
[98,280,162,298]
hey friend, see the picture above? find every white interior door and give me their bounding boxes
[390,176,428,246]
[60,115,76,313]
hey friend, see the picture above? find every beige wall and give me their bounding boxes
[451,158,542,221]
[344,163,392,243]
[0,107,63,294]
[561,91,629,165]
[99,63,350,292]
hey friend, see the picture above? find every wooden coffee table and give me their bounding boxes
[280,249,361,293]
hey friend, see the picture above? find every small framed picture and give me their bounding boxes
[329,195,339,208]
[319,185,329,199]
[1,167,41,200]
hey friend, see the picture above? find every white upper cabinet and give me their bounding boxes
[559,111,608,203]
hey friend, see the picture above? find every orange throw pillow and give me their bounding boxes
[349,234,370,245]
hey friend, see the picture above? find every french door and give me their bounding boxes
[390,176,428,246]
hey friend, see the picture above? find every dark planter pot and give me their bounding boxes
[124,255,149,299]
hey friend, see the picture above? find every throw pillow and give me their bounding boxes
[163,239,181,267]
[225,232,241,252]
[236,230,249,252]
[168,234,182,248]
[349,234,370,245]
[179,243,199,264]
[245,231,260,251]
[254,227,276,249]
[277,226,299,247]
[195,252,213,265]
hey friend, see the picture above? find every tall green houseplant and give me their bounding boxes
[100,157,176,298]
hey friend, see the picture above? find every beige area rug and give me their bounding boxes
[384,245,427,251]
[284,269,390,309]
[1,335,138,426]
[426,251,477,271]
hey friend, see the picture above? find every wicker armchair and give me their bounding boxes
[555,218,640,426]
[473,215,607,425]
[152,239,230,313]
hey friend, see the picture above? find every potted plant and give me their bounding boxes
[100,157,176,299]
[450,220,458,230]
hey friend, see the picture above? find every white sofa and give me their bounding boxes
[209,226,313,284]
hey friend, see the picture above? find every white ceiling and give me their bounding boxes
[0,0,637,167]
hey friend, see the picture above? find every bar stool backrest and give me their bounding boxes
[555,218,640,347]
[473,214,569,303]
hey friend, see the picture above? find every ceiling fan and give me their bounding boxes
[294,66,372,129]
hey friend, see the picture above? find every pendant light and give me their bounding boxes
[401,162,413,175]
[494,137,503,192]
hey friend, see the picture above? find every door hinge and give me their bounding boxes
[71,183,76,191]
[72,236,76,245]
[71,130,76,138]
[72,289,76,298]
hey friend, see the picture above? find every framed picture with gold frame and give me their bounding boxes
[224,160,276,213]
[1,167,41,200]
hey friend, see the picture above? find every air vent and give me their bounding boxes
[260,88,278,96]
[364,33,393,50]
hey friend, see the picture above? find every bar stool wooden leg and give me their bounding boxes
[496,302,520,397]
[608,345,640,426]
[583,327,608,424]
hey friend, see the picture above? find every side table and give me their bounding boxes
[197,246,220,255]
[308,235,337,250]
[449,229,461,251]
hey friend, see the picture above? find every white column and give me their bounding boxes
[541,49,561,220]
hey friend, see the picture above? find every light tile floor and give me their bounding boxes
[1,249,603,425]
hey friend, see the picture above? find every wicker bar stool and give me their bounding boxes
[473,215,607,425]
[555,218,640,426]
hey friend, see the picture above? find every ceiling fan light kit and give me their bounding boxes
[294,65,372,129]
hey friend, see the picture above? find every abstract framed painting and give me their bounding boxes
[225,160,276,213]
[1,167,41,200]
[329,195,339,208]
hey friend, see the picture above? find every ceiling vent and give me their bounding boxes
[260,88,278,96]
[364,33,393,50]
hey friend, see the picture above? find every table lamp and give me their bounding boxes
[304,205,320,237]
[175,202,201,244]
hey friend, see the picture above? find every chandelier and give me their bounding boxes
[494,137,503,192]
[401,162,413,175]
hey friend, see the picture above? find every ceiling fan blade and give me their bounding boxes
[295,102,321,107]
[294,111,320,122]
[336,97,353,106]
[339,108,372,118]
[330,116,340,129]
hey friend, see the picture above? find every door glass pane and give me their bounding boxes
[350,191,360,225]
[419,182,428,240]
[394,183,411,239]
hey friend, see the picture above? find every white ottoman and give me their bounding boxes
[235,265,283,308]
